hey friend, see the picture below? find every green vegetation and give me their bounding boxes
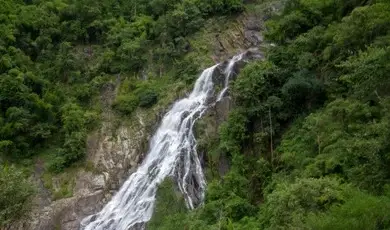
[0,0,244,167]
[150,0,390,229]
[3,0,390,228]
[0,0,247,226]
[147,179,188,230]
[42,168,76,200]
[0,165,34,226]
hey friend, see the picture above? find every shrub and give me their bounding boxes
[139,89,158,108]
[259,177,348,229]
[0,165,34,226]
[306,191,390,230]
[113,94,140,114]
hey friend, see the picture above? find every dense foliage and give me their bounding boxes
[150,0,390,229]
[0,0,244,164]
[3,0,390,227]
[0,165,34,225]
[0,0,244,226]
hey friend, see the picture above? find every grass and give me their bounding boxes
[84,160,101,174]
[42,167,77,200]
[52,177,74,200]
[34,146,78,200]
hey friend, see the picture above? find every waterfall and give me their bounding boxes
[217,53,245,101]
[80,54,245,230]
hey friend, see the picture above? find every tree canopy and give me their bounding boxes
[149,0,390,229]
[0,0,245,226]
[2,0,390,228]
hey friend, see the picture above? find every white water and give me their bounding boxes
[80,54,244,230]
[217,53,245,101]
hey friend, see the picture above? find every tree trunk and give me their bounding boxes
[269,106,273,166]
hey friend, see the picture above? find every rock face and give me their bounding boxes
[212,13,264,59]
[209,1,281,61]
[16,124,146,230]
[7,82,150,230]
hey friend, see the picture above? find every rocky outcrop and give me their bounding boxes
[8,81,151,230]
[205,0,283,64]
[196,49,265,176]
[212,19,261,60]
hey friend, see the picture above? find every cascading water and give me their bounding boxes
[80,53,245,230]
[217,53,245,102]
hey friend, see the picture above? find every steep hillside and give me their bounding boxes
[3,0,390,229]
[0,0,271,229]
[148,0,390,229]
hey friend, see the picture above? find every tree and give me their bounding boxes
[306,191,390,230]
[339,46,390,99]
[259,177,348,229]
